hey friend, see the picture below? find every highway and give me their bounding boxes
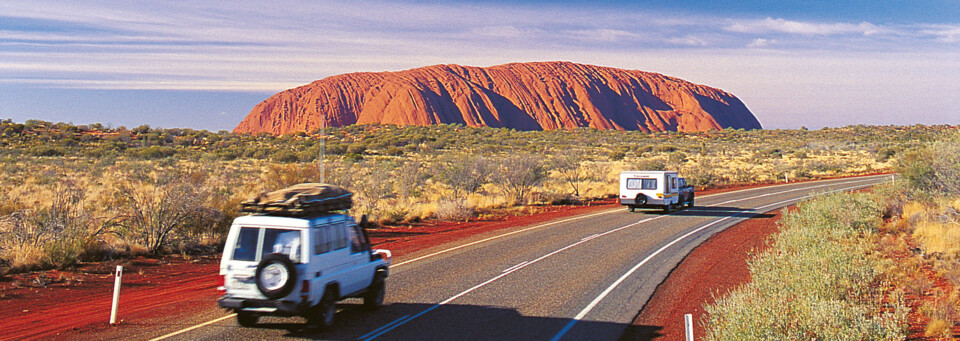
[141,175,890,341]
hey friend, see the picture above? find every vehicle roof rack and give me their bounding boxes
[240,183,353,217]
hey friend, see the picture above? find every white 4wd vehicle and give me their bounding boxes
[218,185,390,330]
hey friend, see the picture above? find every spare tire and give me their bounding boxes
[635,194,647,206]
[256,253,297,299]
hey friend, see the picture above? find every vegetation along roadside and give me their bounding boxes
[703,132,960,340]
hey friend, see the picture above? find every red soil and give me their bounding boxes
[620,207,787,340]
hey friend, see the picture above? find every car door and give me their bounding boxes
[343,223,375,294]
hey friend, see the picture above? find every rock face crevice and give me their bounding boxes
[234,61,762,134]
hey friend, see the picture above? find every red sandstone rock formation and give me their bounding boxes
[234,61,761,134]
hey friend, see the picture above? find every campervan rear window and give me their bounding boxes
[626,178,657,190]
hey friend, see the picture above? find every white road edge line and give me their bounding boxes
[152,176,885,341]
[358,177,882,341]
[548,182,877,341]
[147,313,236,341]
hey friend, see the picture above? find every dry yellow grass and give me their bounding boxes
[904,201,960,257]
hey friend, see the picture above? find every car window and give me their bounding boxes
[263,228,302,263]
[333,223,348,250]
[348,224,362,253]
[232,227,259,261]
[627,178,657,190]
[313,226,330,255]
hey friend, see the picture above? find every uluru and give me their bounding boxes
[234,61,762,134]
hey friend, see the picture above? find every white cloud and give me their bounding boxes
[747,38,776,48]
[566,29,642,42]
[920,25,960,43]
[725,17,885,36]
[665,35,709,46]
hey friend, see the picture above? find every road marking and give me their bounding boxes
[580,234,600,242]
[502,261,530,273]
[359,177,883,340]
[548,181,878,341]
[148,313,236,341]
[155,175,886,340]
[358,314,411,340]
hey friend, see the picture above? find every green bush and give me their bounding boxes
[29,145,66,157]
[271,150,299,163]
[703,192,908,340]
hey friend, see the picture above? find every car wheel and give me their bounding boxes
[310,289,337,330]
[628,206,635,212]
[663,204,671,214]
[363,275,386,310]
[236,311,258,327]
[688,196,695,208]
[255,253,298,300]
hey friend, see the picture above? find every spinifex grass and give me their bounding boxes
[703,192,908,340]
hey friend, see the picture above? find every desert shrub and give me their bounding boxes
[114,173,211,254]
[491,154,548,204]
[552,153,593,197]
[668,152,687,165]
[271,150,299,163]
[130,146,177,159]
[704,192,908,340]
[607,150,626,161]
[346,143,367,155]
[683,160,720,188]
[0,185,96,270]
[259,163,325,191]
[634,158,667,171]
[434,200,474,221]
[29,145,66,157]
[393,161,429,199]
[875,147,897,162]
[914,137,960,195]
[656,144,678,153]
[434,155,492,197]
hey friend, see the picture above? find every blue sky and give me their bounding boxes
[1,1,958,131]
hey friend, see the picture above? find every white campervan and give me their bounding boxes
[619,171,694,213]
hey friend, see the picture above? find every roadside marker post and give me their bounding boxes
[684,313,694,341]
[110,265,123,325]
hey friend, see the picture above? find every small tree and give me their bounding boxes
[116,175,208,254]
[553,152,591,197]
[435,155,492,198]
[492,154,547,204]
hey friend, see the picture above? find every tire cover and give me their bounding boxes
[636,194,647,205]
[256,253,298,299]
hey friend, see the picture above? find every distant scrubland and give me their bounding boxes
[704,132,960,340]
[0,119,953,274]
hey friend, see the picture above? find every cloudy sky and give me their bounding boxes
[1,0,958,131]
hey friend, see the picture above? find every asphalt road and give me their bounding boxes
[140,175,891,341]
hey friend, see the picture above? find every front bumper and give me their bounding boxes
[219,296,311,316]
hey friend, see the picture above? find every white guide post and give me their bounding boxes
[684,313,694,341]
[110,265,123,324]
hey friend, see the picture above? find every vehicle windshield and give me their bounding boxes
[231,227,302,263]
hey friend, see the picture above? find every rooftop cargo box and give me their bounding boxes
[240,183,352,216]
